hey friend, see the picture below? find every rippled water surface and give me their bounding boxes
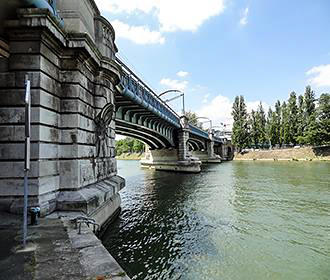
[102,161,330,280]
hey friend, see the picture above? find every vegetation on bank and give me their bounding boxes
[116,137,145,156]
[232,86,330,150]
[185,111,204,128]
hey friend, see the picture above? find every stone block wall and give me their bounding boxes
[177,116,189,161]
[0,3,124,221]
[57,0,100,40]
[178,129,189,161]
[207,140,215,158]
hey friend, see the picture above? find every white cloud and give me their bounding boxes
[94,0,156,14]
[197,95,270,130]
[96,0,226,33]
[246,101,270,113]
[157,0,226,32]
[160,78,188,91]
[177,71,189,78]
[202,94,210,104]
[111,20,165,45]
[239,7,249,26]
[197,95,234,129]
[306,64,330,87]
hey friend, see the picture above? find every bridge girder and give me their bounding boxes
[115,119,175,149]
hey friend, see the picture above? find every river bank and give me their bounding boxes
[234,146,330,161]
[116,153,144,160]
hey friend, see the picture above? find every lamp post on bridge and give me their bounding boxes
[159,89,185,116]
[212,123,227,134]
[195,117,212,132]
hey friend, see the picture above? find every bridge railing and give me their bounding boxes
[116,58,181,126]
[188,124,209,139]
[213,135,224,143]
[116,57,222,141]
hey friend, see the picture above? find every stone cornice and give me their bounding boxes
[99,58,121,85]
[5,8,66,45]
[4,8,121,87]
[94,16,116,42]
[87,0,101,16]
[94,16,119,54]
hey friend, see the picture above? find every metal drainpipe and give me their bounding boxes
[23,0,63,26]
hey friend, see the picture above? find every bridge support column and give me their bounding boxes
[217,142,234,161]
[140,117,201,172]
[178,128,189,161]
[191,133,221,163]
[0,4,125,228]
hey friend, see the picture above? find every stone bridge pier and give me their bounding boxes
[141,116,202,172]
[214,140,234,161]
[190,130,222,163]
[0,0,124,228]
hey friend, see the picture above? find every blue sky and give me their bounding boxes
[96,0,330,127]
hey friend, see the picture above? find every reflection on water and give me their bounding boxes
[102,161,330,280]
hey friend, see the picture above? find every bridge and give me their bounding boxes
[114,58,224,172]
[0,0,233,228]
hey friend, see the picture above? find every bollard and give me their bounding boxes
[29,207,40,225]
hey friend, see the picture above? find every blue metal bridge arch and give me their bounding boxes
[115,58,223,150]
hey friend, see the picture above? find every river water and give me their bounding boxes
[102,160,330,280]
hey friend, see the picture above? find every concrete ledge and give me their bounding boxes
[140,160,201,173]
[200,158,222,163]
[63,218,131,279]
[234,158,329,161]
[56,175,125,227]
[0,212,130,280]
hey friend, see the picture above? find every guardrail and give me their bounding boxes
[116,58,220,141]
[189,124,209,139]
[116,58,181,127]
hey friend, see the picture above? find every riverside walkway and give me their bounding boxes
[0,212,130,280]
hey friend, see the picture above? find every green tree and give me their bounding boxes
[280,102,290,145]
[303,86,316,119]
[297,95,305,140]
[232,95,250,150]
[299,112,318,145]
[116,137,145,155]
[185,111,199,126]
[316,93,330,144]
[302,86,317,142]
[287,92,298,145]
[296,87,318,145]
[257,102,267,146]
[249,110,259,147]
[266,108,277,147]
[133,139,144,153]
[274,100,282,146]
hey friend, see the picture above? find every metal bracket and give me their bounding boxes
[70,216,100,234]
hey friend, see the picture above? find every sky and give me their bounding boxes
[95,0,330,128]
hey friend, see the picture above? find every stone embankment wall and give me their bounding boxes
[116,153,145,160]
[234,146,330,161]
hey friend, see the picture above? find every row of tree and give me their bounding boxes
[116,137,145,156]
[232,86,330,149]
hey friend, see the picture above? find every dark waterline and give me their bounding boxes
[102,161,330,280]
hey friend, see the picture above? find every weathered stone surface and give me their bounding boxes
[57,0,100,41]
[191,151,222,163]
[0,5,123,224]
[141,148,202,173]
[57,176,124,220]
